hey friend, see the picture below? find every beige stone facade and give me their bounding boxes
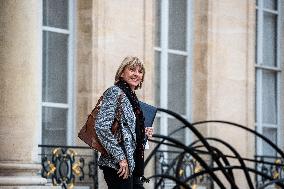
[0,0,154,188]
[0,0,283,188]
[192,1,256,187]
[0,0,48,187]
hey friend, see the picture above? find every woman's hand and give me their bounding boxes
[145,127,154,138]
[117,159,129,179]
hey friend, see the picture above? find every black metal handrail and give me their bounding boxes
[144,108,284,189]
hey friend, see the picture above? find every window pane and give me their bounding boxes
[155,0,161,47]
[43,0,68,29]
[155,51,161,107]
[263,12,277,67]
[154,117,160,135]
[262,127,277,156]
[264,0,277,10]
[168,54,186,114]
[255,10,258,64]
[255,71,258,122]
[168,118,185,144]
[43,31,68,103]
[42,107,67,146]
[168,0,187,50]
[168,118,185,161]
[262,70,277,124]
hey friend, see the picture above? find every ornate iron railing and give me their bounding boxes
[38,144,98,189]
[153,150,212,189]
[38,108,284,189]
[255,156,284,189]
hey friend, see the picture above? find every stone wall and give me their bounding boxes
[192,0,255,188]
[0,0,47,187]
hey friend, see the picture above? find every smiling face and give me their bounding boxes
[120,64,144,91]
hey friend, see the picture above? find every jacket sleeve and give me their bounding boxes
[95,87,126,163]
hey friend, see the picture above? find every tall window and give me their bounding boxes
[255,0,282,156]
[41,0,74,147]
[154,0,193,161]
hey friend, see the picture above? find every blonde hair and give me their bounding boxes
[114,56,145,90]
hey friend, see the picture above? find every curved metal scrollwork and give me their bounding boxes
[144,108,284,189]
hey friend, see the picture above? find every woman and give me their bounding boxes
[95,56,153,189]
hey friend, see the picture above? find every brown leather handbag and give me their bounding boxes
[78,93,123,156]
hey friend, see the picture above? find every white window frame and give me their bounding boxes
[40,0,76,146]
[154,0,194,149]
[255,0,282,156]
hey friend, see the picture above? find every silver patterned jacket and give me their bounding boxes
[95,86,137,175]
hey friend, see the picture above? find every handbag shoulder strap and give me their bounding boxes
[90,96,103,118]
[90,90,123,118]
[115,93,123,120]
